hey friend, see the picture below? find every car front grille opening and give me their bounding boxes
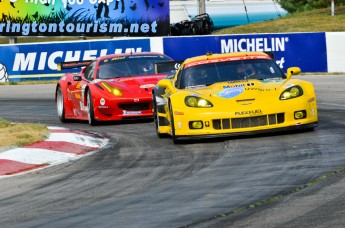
[212,113,285,130]
[118,103,150,111]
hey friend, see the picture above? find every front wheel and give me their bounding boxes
[56,86,67,122]
[87,90,97,126]
[153,95,165,138]
[169,102,179,144]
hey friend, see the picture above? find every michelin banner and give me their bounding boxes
[0,38,151,82]
[163,33,328,73]
[0,32,330,82]
[0,0,169,36]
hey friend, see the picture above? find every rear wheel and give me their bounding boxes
[56,86,67,122]
[87,90,97,126]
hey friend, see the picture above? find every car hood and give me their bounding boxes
[99,75,166,94]
[184,78,298,102]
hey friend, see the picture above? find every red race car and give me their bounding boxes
[55,52,174,125]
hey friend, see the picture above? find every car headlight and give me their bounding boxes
[185,96,213,108]
[280,86,303,100]
[101,82,122,96]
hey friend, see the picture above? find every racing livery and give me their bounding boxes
[152,52,318,143]
[55,52,173,125]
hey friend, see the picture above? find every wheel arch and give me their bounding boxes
[55,83,65,102]
[83,86,91,107]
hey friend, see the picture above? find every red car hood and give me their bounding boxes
[101,74,166,94]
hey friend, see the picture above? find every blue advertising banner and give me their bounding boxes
[163,33,328,72]
[0,0,169,36]
[0,38,151,82]
[0,32,330,82]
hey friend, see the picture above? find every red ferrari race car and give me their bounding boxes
[55,52,174,125]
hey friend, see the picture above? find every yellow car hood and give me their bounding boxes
[181,78,300,108]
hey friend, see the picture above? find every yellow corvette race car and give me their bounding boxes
[152,52,318,143]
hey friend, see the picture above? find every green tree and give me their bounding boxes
[280,0,344,13]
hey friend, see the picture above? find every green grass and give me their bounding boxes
[0,80,58,85]
[214,6,345,35]
[0,119,49,147]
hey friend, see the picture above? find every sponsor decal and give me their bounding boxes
[123,110,142,115]
[235,109,263,116]
[245,87,271,92]
[284,84,295,88]
[216,87,244,98]
[106,57,126,62]
[140,84,155,89]
[119,78,134,82]
[262,79,284,83]
[185,55,270,68]
[223,83,247,89]
[100,98,105,105]
[79,101,87,111]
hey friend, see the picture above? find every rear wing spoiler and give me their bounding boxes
[155,60,184,74]
[57,60,93,71]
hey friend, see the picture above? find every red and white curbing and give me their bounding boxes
[0,126,109,178]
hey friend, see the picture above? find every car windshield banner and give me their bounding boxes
[0,0,170,36]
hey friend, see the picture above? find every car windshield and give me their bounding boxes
[97,55,171,79]
[180,59,285,88]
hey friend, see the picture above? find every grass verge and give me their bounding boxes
[0,80,58,86]
[214,6,345,34]
[0,119,49,148]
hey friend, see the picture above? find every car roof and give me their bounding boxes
[183,52,272,68]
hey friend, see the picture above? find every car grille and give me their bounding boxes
[212,113,285,130]
[118,103,150,111]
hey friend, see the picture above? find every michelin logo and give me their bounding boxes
[221,37,288,52]
[221,37,288,68]
[12,47,142,71]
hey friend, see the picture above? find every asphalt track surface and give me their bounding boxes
[0,75,344,228]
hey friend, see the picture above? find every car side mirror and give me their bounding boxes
[286,67,301,79]
[157,79,172,89]
[73,75,82,81]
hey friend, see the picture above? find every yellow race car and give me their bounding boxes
[152,52,318,143]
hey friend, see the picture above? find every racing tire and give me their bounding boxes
[153,94,166,138]
[56,86,67,122]
[87,90,97,126]
[169,102,179,144]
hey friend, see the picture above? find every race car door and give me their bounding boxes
[70,61,96,119]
